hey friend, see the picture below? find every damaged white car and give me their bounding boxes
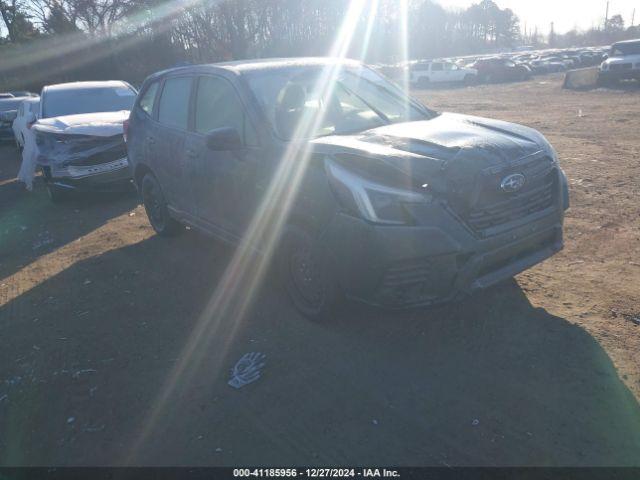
[21,81,137,201]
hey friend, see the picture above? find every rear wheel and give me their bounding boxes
[141,173,182,236]
[278,224,341,320]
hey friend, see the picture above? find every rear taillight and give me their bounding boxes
[123,119,130,142]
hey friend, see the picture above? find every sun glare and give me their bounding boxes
[126,0,370,462]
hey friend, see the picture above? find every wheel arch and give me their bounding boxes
[134,163,154,188]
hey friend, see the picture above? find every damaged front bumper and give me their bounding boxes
[36,131,133,192]
[42,157,132,192]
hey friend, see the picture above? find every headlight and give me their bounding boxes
[325,158,430,225]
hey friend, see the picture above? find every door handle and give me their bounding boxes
[186,149,197,158]
[147,136,156,145]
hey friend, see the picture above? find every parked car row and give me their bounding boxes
[3,58,570,318]
[379,45,610,87]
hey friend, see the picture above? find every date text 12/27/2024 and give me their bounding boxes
[233,469,401,478]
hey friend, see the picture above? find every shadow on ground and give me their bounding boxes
[0,144,138,280]
[0,228,639,466]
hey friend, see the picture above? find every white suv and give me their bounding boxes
[599,39,640,84]
[409,61,477,87]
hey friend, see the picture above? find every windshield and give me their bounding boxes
[43,85,136,118]
[610,42,640,57]
[0,98,23,112]
[245,65,432,140]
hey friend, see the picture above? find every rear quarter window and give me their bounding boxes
[139,82,159,116]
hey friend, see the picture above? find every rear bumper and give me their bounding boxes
[324,205,564,309]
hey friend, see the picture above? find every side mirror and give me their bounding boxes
[602,54,608,61]
[205,127,242,151]
[25,111,36,123]
[1,110,17,122]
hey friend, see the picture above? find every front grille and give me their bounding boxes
[610,63,633,71]
[466,170,557,235]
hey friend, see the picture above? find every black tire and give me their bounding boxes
[46,183,68,203]
[417,76,430,88]
[141,173,182,236]
[278,224,341,320]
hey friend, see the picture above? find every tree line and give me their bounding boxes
[0,0,636,91]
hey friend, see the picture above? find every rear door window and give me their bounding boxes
[431,63,443,71]
[158,77,192,130]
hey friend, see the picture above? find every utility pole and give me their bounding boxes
[632,8,636,27]
[604,0,610,29]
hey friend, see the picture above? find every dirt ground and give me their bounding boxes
[0,74,639,466]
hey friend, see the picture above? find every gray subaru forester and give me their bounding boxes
[126,58,569,319]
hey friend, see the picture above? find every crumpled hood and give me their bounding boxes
[312,112,553,190]
[33,110,129,137]
[314,112,549,163]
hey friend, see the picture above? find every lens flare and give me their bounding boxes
[125,0,368,463]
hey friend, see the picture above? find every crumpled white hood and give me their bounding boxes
[33,110,129,137]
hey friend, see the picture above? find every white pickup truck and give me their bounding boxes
[599,39,640,84]
[409,61,477,87]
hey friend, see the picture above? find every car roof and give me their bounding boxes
[150,57,364,80]
[43,80,131,93]
[612,39,640,46]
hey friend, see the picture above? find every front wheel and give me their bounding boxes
[141,173,182,236]
[278,225,342,320]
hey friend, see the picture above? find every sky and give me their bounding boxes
[441,0,639,34]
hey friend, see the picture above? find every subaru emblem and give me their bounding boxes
[500,173,526,193]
